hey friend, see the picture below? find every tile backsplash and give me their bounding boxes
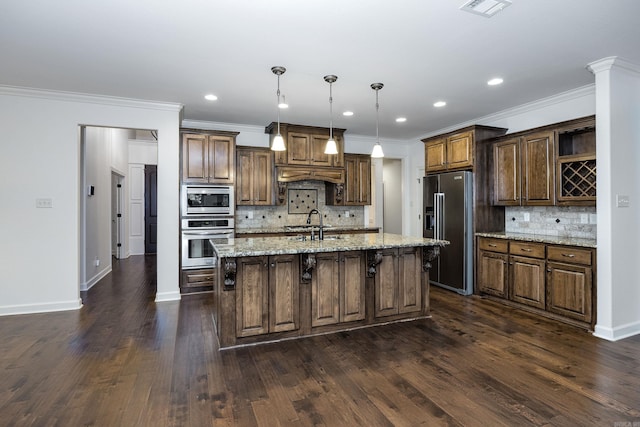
[236,180,364,229]
[505,206,596,239]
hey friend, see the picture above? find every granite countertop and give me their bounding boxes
[476,232,597,248]
[235,225,380,235]
[212,233,449,258]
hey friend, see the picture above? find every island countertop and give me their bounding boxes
[212,233,449,258]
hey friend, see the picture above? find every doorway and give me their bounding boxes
[383,158,403,234]
[111,172,124,259]
[144,165,158,254]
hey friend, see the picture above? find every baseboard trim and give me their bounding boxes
[81,265,112,291]
[593,320,640,341]
[0,299,83,316]
[155,291,181,302]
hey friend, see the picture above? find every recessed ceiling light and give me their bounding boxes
[343,111,354,116]
[460,0,512,18]
[204,94,218,101]
[487,78,504,86]
[395,117,407,123]
[434,101,447,108]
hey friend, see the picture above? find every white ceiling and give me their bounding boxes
[2,0,639,141]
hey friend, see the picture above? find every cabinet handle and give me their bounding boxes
[547,269,552,272]
[264,263,268,267]
[521,248,532,252]
[488,244,497,248]
[270,263,275,268]
[562,253,576,258]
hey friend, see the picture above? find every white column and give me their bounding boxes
[588,57,640,340]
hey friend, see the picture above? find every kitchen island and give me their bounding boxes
[211,233,448,349]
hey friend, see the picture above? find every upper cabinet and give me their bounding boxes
[492,116,595,207]
[181,129,238,184]
[327,154,371,206]
[236,146,274,206]
[494,131,555,206]
[423,131,473,173]
[265,123,345,168]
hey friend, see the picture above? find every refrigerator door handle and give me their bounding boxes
[434,192,445,240]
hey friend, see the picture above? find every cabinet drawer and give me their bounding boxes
[182,269,215,288]
[478,237,508,253]
[547,246,592,266]
[510,241,545,259]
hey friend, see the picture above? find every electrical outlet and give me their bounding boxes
[580,213,589,224]
[345,211,350,218]
[523,212,530,222]
[36,198,53,208]
[247,211,254,219]
[94,258,100,267]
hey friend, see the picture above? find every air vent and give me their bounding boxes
[460,0,512,17]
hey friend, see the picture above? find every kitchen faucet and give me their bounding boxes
[306,208,324,240]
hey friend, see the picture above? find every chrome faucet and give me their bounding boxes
[306,208,324,240]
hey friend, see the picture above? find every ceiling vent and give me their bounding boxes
[460,0,512,17]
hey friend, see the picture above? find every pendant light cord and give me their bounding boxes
[329,82,333,140]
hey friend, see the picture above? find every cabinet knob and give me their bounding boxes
[270,263,275,268]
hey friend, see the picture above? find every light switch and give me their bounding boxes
[523,212,530,222]
[616,194,630,207]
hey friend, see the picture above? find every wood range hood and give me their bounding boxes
[275,165,345,184]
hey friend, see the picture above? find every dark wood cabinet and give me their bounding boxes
[265,123,345,168]
[423,131,474,173]
[374,247,422,318]
[546,245,594,323]
[181,131,237,184]
[311,251,366,327]
[180,268,215,294]
[556,117,596,205]
[236,147,273,206]
[493,131,555,206]
[235,255,299,338]
[476,236,595,329]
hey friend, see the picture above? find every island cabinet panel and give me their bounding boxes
[311,252,341,327]
[398,247,422,314]
[340,251,366,322]
[236,254,299,337]
[269,254,300,333]
[236,257,269,337]
[374,249,400,318]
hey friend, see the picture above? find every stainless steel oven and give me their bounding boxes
[181,185,234,216]
[181,217,234,269]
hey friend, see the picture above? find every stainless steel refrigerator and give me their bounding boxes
[423,171,473,295]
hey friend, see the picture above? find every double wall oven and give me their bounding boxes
[181,185,235,270]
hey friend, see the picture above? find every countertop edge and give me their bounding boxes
[476,232,596,248]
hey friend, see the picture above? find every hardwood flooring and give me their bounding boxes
[1,255,638,426]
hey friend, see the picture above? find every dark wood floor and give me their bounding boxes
[1,255,639,426]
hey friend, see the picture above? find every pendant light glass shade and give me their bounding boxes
[324,75,339,155]
[271,66,287,152]
[370,82,385,158]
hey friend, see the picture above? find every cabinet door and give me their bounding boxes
[182,134,209,183]
[344,156,358,205]
[287,132,311,165]
[374,248,399,318]
[425,138,447,173]
[340,251,366,322]
[252,149,273,205]
[521,131,555,205]
[236,149,254,205]
[311,252,340,327]
[357,156,371,205]
[398,247,422,314]
[269,254,299,333]
[207,135,235,184]
[310,134,332,167]
[447,131,473,170]
[478,250,508,298]
[547,262,592,323]
[236,256,269,337]
[494,138,521,205]
[509,255,546,309]
[333,136,345,167]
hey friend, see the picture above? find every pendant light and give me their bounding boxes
[370,82,385,158]
[271,66,287,151]
[323,75,339,155]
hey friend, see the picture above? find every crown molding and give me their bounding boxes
[0,85,183,112]
[181,119,264,135]
[587,56,640,75]
[417,84,595,140]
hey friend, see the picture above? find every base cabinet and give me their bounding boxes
[375,247,422,318]
[311,251,366,327]
[236,255,299,338]
[477,237,596,328]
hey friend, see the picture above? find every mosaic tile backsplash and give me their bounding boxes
[504,206,596,239]
[235,181,364,229]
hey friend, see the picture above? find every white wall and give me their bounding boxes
[383,159,403,234]
[0,86,182,315]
